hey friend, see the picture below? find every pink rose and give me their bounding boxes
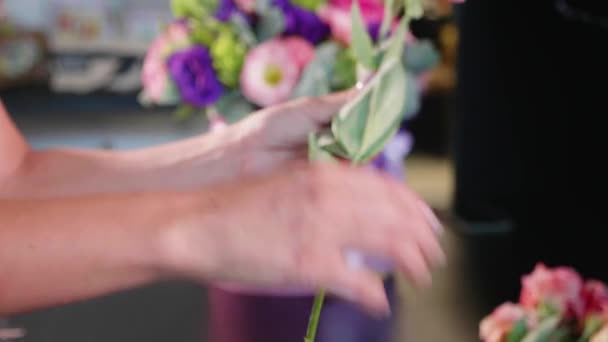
[317,0,385,44]
[520,263,584,318]
[582,281,608,317]
[240,38,301,107]
[141,37,171,103]
[480,303,528,342]
[283,37,315,70]
[140,21,191,104]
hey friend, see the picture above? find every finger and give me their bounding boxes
[317,253,390,317]
[378,176,445,268]
[282,90,356,126]
[394,242,433,288]
[417,200,444,236]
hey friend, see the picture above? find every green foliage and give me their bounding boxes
[171,0,218,19]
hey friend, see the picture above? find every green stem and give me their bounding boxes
[304,290,326,342]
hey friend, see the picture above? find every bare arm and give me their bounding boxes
[0,92,348,198]
[0,98,444,316]
[0,108,244,198]
[0,191,197,315]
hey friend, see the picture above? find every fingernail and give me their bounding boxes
[345,250,365,271]
[418,200,444,235]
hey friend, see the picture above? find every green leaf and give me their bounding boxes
[256,8,285,42]
[549,327,574,342]
[354,124,399,163]
[171,0,220,18]
[230,14,257,47]
[507,319,528,342]
[255,0,272,13]
[351,1,377,69]
[292,43,340,98]
[355,58,407,162]
[521,316,561,342]
[404,0,424,19]
[214,91,255,124]
[379,0,395,40]
[403,39,441,74]
[332,92,372,157]
[172,104,197,122]
[580,315,605,341]
[308,133,336,162]
[331,48,357,90]
[317,131,350,158]
[138,79,181,108]
[385,17,408,61]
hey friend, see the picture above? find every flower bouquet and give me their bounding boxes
[140,0,439,340]
[480,264,608,342]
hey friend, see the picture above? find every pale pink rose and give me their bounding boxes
[140,21,191,104]
[283,37,315,71]
[520,263,584,318]
[480,302,527,342]
[234,0,256,13]
[141,37,171,103]
[317,0,385,44]
[240,38,300,107]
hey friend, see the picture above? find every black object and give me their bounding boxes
[453,0,605,318]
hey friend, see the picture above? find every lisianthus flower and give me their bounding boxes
[520,263,585,319]
[240,38,302,107]
[167,45,224,107]
[480,302,530,342]
[283,37,315,70]
[273,0,330,44]
[215,0,241,20]
[140,21,191,105]
[317,0,385,44]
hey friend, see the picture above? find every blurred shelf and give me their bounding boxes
[49,37,149,57]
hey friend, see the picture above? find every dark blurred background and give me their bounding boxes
[1,0,597,341]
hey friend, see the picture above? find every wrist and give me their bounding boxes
[153,190,221,281]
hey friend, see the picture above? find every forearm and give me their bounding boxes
[1,130,245,198]
[0,191,197,315]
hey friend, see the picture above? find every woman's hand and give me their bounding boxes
[221,91,353,178]
[163,162,445,316]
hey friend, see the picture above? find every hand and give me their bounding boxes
[163,162,445,316]
[223,91,353,177]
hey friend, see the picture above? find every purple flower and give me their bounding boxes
[215,0,240,21]
[372,130,414,180]
[215,0,254,23]
[272,0,330,44]
[168,46,224,107]
[367,22,381,42]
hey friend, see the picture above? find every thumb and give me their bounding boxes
[281,89,357,127]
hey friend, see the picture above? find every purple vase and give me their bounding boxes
[207,132,412,342]
[208,276,397,342]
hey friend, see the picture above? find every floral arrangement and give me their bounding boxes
[139,0,440,340]
[480,264,608,342]
[139,0,439,133]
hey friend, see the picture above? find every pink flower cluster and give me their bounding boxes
[480,264,608,342]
